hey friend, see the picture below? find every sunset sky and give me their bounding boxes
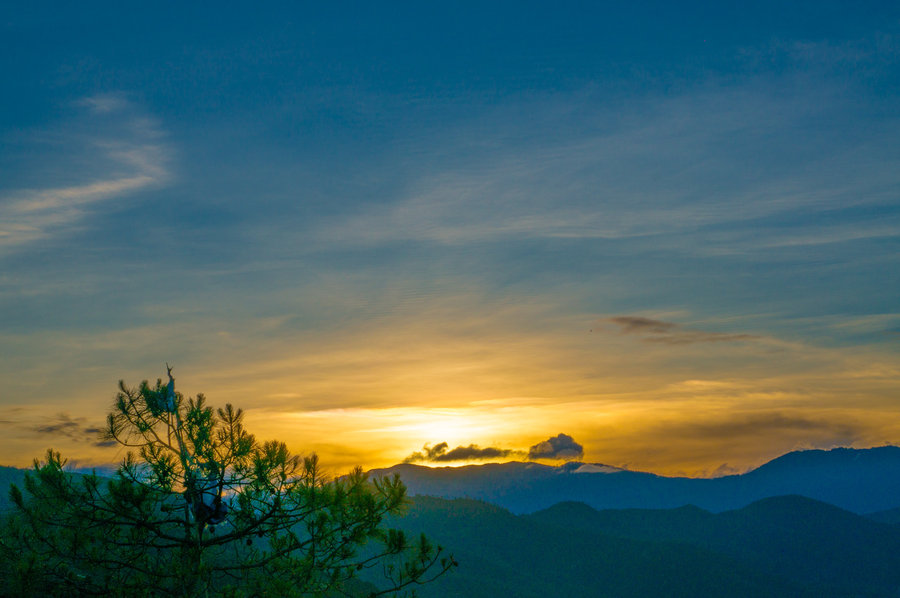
[2,2,899,477]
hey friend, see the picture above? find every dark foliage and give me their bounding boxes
[1,371,455,597]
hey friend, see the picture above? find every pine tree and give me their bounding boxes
[3,367,455,597]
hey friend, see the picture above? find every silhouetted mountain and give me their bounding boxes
[527,495,900,596]
[866,506,900,526]
[387,494,900,597]
[7,458,900,596]
[370,446,900,514]
[737,447,900,509]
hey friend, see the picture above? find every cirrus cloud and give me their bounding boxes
[605,316,759,345]
[31,412,113,447]
[0,94,170,253]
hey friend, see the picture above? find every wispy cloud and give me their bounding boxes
[32,412,108,444]
[625,409,870,477]
[0,411,114,448]
[604,316,759,345]
[660,411,863,443]
[76,93,131,115]
[0,94,170,252]
[317,74,900,253]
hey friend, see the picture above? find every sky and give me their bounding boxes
[1,2,899,477]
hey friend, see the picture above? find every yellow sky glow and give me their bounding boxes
[3,306,899,478]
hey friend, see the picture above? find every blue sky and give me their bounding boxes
[2,2,899,476]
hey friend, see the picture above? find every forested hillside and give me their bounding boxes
[387,495,900,597]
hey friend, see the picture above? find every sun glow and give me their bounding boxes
[282,407,512,446]
[243,405,541,470]
[363,409,496,446]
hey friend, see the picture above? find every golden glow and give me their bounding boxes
[3,304,900,478]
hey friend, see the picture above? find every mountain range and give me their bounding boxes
[7,446,900,596]
[369,446,900,514]
[385,494,900,597]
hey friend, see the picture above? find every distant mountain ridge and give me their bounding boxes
[6,446,900,515]
[369,446,900,514]
[5,464,899,596]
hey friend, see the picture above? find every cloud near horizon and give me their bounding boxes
[403,432,587,463]
[527,433,584,460]
[31,412,113,447]
[403,442,519,463]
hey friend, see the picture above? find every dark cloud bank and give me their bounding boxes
[527,433,584,460]
[404,433,584,464]
[404,442,518,463]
